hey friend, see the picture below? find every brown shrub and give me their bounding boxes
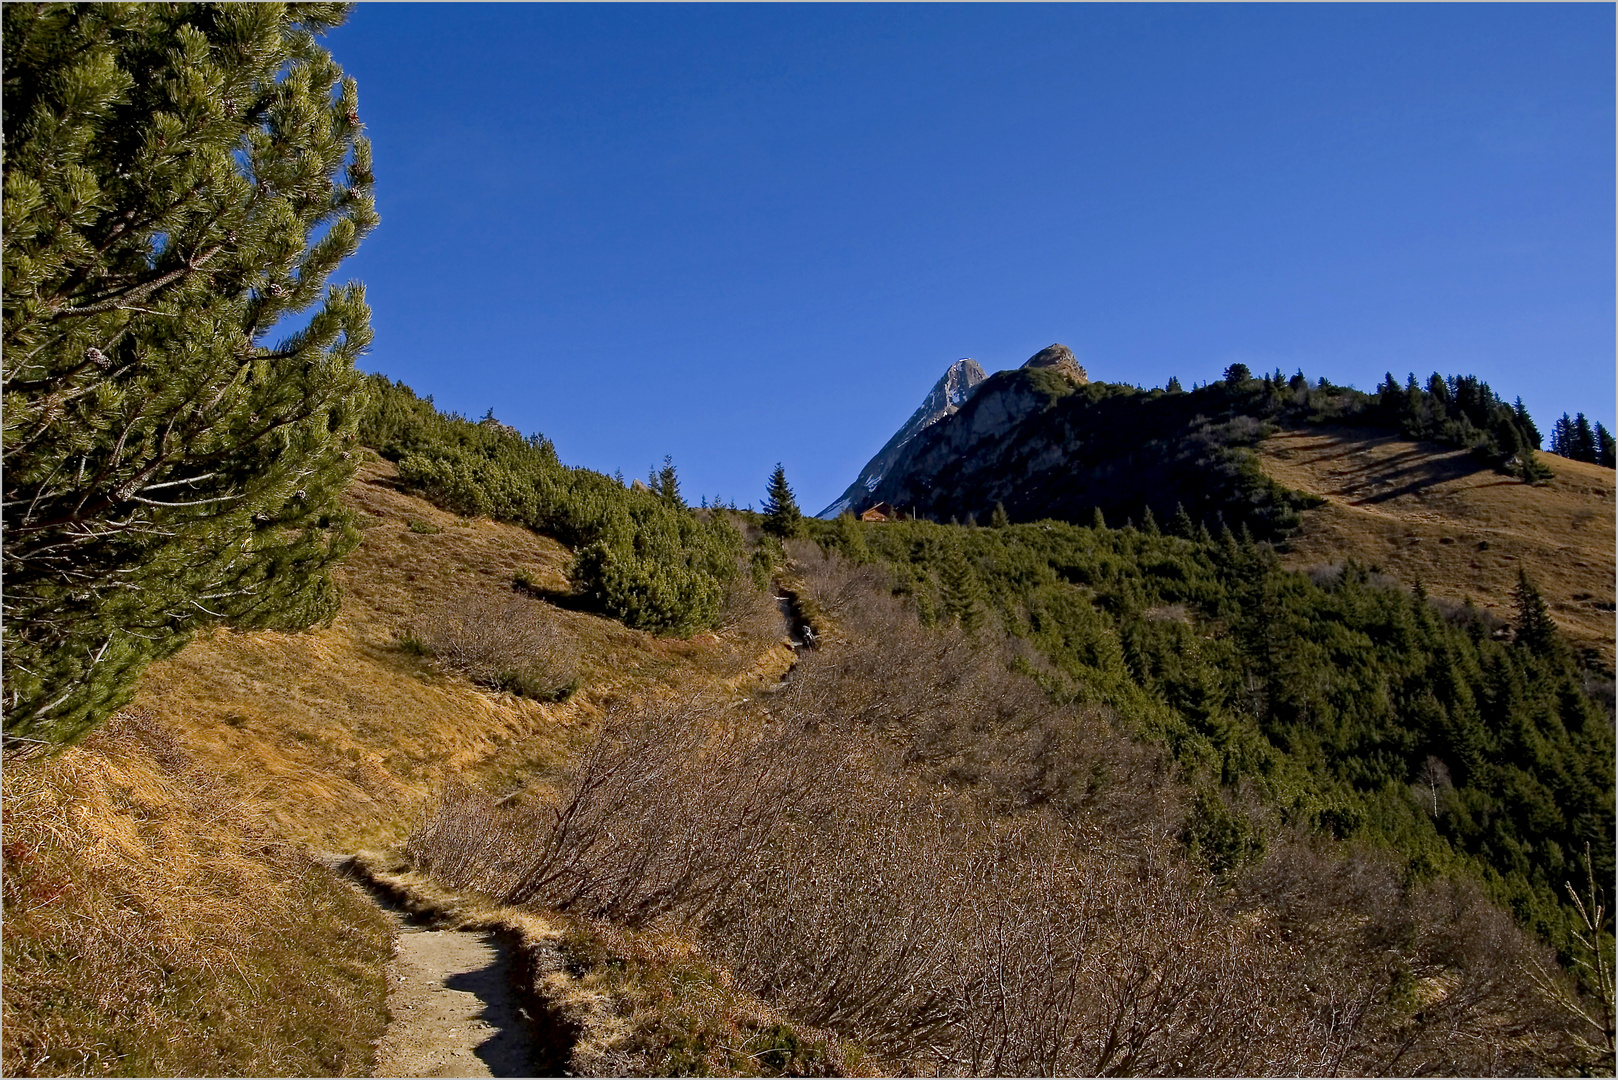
[406,546,1602,1075]
[406,589,580,700]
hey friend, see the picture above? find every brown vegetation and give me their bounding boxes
[348,851,876,1077]
[3,459,793,1076]
[1,713,391,1076]
[1260,427,1616,665]
[405,542,1606,1075]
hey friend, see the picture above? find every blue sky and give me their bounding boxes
[324,3,1614,513]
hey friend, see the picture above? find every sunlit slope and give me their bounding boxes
[1259,427,1615,665]
[129,459,790,851]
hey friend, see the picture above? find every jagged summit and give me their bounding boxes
[817,358,986,519]
[1022,343,1087,384]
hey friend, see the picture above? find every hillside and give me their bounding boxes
[1259,427,1616,667]
[6,400,1613,1077]
[2,457,800,1076]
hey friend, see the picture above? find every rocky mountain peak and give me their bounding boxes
[1022,343,1087,384]
[816,358,987,518]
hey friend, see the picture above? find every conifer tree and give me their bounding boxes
[939,541,987,635]
[1573,413,1597,463]
[3,4,377,742]
[655,455,683,509]
[761,463,803,539]
[990,501,1011,529]
[1597,423,1616,469]
[1165,375,1183,394]
[1169,502,1196,539]
[1512,570,1561,658]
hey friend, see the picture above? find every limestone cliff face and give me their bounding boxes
[817,358,986,519]
[860,344,1085,517]
[1022,343,1088,385]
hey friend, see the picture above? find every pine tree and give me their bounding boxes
[990,501,1011,529]
[1512,570,1561,658]
[3,4,377,742]
[1573,413,1597,463]
[1552,413,1574,457]
[939,542,987,635]
[1169,502,1196,539]
[655,455,683,509]
[762,463,804,539]
[1512,397,1542,449]
[1596,423,1616,469]
[1165,376,1183,394]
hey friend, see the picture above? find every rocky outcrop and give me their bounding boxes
[1022,343,1087,385]
[817,358,986,518]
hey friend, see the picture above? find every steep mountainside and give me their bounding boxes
[860,359,1315,537]
[816,358,986,518]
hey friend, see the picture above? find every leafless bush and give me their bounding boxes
[782,550,1181,841]
[1229,830,1602,1075]
[713,572,783,645]
[408,547,1600,1075]
[405,590,579,700]
[410,700,1312,1073]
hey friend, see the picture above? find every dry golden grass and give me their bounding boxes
[1259,427,1616,665]
[129,458,792,850]
[1,712,391,1077]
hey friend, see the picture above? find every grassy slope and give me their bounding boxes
[2,456,795,1076]
[130,458,791,851]
[1259,428,1616,667]
[1,714,392,1076]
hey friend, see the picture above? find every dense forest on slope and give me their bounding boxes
[866,367,1551,537]
[803,512,1615,971]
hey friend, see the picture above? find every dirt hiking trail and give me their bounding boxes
[375,919,536,1078]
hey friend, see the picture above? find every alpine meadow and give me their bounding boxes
[3,4,1614,1078]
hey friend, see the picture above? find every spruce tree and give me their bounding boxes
[990,501,1011,529]
[1573,413,1597,463]
[1512,570,1561,658]
[939,541,987,635]
[1169,502,1196,539]
[3,4,376,742]
[655,455,683,509]
[761,463,803,539]
[1596,423,1616,469]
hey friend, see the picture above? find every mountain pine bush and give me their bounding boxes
[3,3,375,742]
[359,377,743,635]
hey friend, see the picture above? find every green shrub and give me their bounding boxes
[360,377,740,635]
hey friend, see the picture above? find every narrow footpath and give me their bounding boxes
[374,920,535,1078]
[313,854,540,1078]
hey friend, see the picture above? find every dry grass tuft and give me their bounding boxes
[405,589,581,701]
[1,712,391,1077]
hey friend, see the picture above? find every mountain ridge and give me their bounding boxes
[816,357,986,518]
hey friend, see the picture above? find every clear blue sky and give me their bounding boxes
[325,3,1614,513]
